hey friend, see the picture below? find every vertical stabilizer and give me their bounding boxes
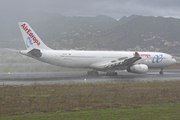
[18,22,51,50]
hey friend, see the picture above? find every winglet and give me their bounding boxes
[134,52,140,57]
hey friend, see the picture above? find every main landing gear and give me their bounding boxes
[87,71,118,76]
[106,72,118,76]
[87,71,98,76]
[159,68,164,75]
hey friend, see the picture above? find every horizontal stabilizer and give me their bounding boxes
[27,49,42,58]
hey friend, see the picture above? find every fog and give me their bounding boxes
[1,0,180,73]
[1,0,180,21]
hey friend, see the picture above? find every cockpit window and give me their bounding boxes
[172,57,174,59]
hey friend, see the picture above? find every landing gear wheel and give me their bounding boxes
[87,71,98,76]
[159,71,164,75]
[159,68,164,75]
[106,72,118,76]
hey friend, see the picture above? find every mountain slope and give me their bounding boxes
[91,16,180,53]
[1,14,180,53]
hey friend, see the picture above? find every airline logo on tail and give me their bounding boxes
[26,37,34,48]
[21,23,40,46]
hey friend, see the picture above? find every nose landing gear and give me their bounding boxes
[159,68,164,75]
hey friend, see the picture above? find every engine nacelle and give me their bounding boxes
[127,64,148,74]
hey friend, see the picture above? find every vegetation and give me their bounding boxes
[0,81,180,119]
[1,105,180,120]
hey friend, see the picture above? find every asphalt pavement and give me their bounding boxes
[0,69,180,85]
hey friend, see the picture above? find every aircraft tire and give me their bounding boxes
[159,71,164,75]
[106,72,118,76]
[159,68,164,75]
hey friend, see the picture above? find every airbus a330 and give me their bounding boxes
[18,22,176,76]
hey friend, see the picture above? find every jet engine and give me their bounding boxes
[127,64,148,74]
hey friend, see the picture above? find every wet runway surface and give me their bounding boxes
[0,69,180,85]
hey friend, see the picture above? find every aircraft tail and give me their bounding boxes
[18,22,51,50]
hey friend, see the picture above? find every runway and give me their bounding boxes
[0,69,180,85]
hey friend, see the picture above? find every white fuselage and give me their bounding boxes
[21,50,176,70]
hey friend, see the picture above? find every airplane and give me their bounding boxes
[18,22,176,76]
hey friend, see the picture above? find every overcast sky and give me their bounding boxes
[1,0,180,19]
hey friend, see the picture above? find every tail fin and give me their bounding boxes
[18,22,51,50]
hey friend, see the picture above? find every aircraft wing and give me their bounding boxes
[119,52,141,66]
[90,52,141,70]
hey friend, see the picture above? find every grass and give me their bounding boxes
[1,105,180,120]
[0,81,180,118]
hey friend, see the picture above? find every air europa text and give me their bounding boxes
[21,24,40,46]
[133,53,151,57]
